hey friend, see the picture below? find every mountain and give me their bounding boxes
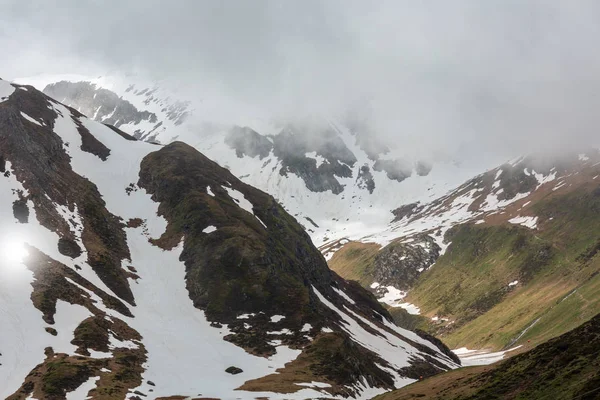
[327,150,600,354]
[373,311,600,400]
[0,77,459,399]
[15,75,493,246]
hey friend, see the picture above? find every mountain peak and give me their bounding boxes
[0,80,457,399]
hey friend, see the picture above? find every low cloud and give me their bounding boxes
[2,1,600,162]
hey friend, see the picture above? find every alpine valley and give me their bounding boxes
[2,73,600,400]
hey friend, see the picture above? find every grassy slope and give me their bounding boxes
[374,312,600,400]
[406,185,600,350]
[328,241,380,287]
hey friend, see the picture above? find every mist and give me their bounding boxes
[2,0,600,162]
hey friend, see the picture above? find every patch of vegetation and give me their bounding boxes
[72,316,110,354]
[388,307,430,331]
[407,184,600,350]
[374,311,600,400]
[240,333,395,398]
[328,241,380,287]
[42,359,94,396]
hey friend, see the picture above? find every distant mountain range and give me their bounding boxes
[17,75,492,247]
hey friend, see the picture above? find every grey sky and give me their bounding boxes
[2,1,600,161]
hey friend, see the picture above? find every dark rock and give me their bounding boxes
[225,126,273,159]
[271,126,357,194]
[356,164,375,194]
[58,237,83,259]
[225,366,243,375]
[45,327,58,336]
[391,202,424,223]
[371,236,441,291]
[12,198,29,223]
[44,81,158,129]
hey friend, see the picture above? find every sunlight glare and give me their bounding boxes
[0,238,29,268]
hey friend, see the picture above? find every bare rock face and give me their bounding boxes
[372,236,441,291]
[44,81,158,131]
[356,164,375,193]
[225,126,273,159]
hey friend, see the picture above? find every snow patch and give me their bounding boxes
[453,346,522,366]
[203,225,217,234]
[270,315,286,323]
[295,381,332,389]
[66,376,99,400]
[332,286,356,305]
[377,286,407,307]
[578,153,590,161]
[20,112,43,126]
[508,216,538,229]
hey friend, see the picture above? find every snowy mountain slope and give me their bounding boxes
[328,149,600,353]
[15,75,493,246]
[0,78,458,399]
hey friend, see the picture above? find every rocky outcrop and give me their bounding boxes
[356,164,375,193]
[225,126,273,159]
[371,236,441,291]
[44,81,157,130]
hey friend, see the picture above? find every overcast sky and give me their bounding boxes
[2,1,600,162]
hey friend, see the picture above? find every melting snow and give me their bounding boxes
[578,153,590,161]
[508,216,538,229]
[270,315,286,323]
[20,112,43,126]
[378,286,407,306]
[295,381,332,388]
[267,329,293,335]
[206,185,215,196]
[397,303,421,315]
[202,225,217,234]
[453,346,522,366]
[332,286,356,305]
[65,376,99,400]
[508,280,519,287]
[305,151,327,168]
[313,286,457,381]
